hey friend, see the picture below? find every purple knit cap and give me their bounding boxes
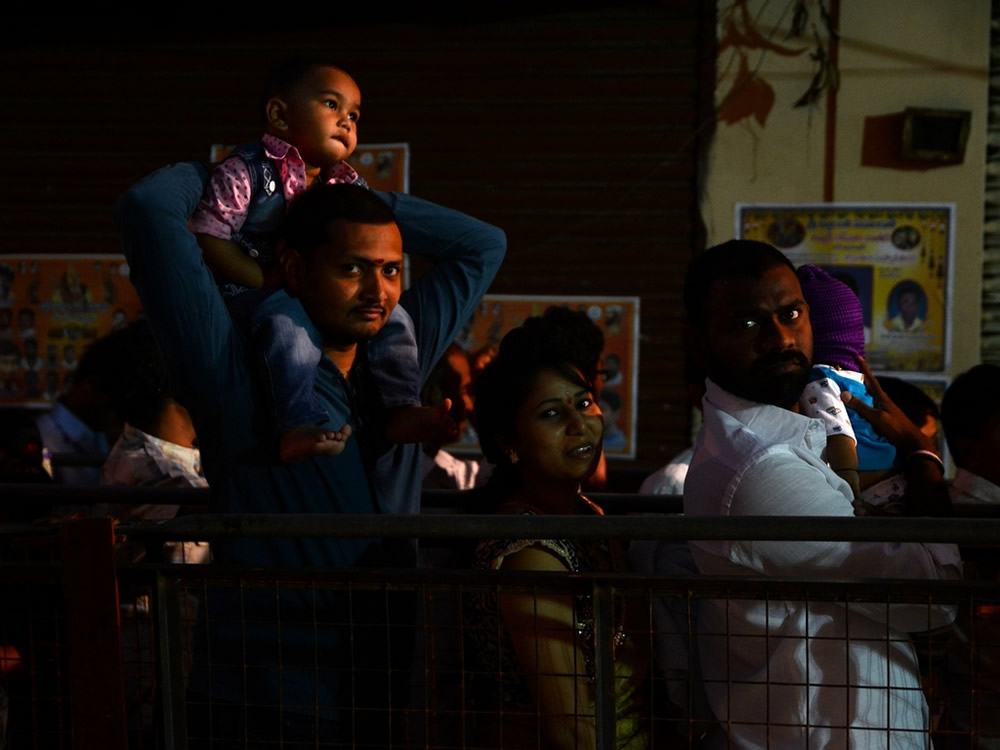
[795,264,865,371]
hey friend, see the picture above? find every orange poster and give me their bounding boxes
[0,255,143,407]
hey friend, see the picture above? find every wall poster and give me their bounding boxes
[737,204,954,373]
[0,255,144,407]
[449,294,640,459]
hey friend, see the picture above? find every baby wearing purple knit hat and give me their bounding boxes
[796,264,897,503]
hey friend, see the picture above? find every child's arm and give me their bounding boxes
[195,234,271,289]
[191,157,280,289]
[826,433,861,500]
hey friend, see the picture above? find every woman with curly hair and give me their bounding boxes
[466,309,649,749]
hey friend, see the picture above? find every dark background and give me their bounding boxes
[0,2,716,480]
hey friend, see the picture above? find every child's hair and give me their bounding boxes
[260,57,348,111]
[796,264,865,370]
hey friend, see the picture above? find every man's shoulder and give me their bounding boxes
[687,390,840,515]
[950,468,1000,505]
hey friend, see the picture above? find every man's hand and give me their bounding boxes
[840,357,935,457]
[841,357,947,515]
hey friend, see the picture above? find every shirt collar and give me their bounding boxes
[260,133,360,184]
[951,467,1000,505]
[262,133,299,161]
[121,423,203,478]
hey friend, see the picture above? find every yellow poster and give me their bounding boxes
[738,204,953,372]
[0,255,143,406]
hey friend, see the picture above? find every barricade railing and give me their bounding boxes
[4,499,1000,748]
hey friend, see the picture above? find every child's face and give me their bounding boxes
[277,67,361,169]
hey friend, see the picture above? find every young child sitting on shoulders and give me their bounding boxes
[189,58,456,463]
[796,265,899,507]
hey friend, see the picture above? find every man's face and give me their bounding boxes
[442,348,474,433]
[899,291,920,324]
[287,219,403,349]
[700,264,813,410]
[278,66,361,169]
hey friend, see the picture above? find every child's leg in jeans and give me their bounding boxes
[248,290,352,462]
[369,305,457,445]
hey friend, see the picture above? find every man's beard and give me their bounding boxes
[709,350,811,408]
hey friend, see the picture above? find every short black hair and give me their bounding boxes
[261,56,347,109]
[282,184,397,259]
[942,364,1000,466]
[683,239,796,325]
[879,376,939,428]
[105,320,176,435]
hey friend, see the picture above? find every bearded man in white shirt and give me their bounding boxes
[682,239,961,749]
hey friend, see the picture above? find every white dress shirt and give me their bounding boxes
[950,467,1000,506]
[639,446,693,496]
[684,379,961,749]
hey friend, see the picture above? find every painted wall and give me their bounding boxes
[703,0,990,376]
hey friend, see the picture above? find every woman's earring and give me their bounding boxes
[507,450,519,465]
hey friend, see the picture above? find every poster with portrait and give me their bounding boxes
[737,204,953,372]
[347,143,410,193]
[448,295,640,459]
[0,255,143,407]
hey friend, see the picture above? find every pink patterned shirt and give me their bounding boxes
[189,133,362,240]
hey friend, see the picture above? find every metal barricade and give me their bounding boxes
[3,501,1000,748]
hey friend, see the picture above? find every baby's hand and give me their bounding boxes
[840,357,933,456]
[280,424,352,463]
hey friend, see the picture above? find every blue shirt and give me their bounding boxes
[115,163,505,711]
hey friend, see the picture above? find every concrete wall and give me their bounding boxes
[703,0,991,376]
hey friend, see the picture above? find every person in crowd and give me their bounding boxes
[881,375,941,440]
[795,264,898,504]
[639,360,706,497]
[943,364,1000,507]
[35,331,125,485]
[937,364,1000,745]
[117,161,504,746]
[100,319,209,563]
[190,57,455,463]
[420,343,491,491]
[466,313,649,749]
[597,387,627,452]
[682,239,960,748]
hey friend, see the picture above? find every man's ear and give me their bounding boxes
[279,242,304,292]
[266,97,290,133]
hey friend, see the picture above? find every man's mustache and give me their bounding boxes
[753,350,810,373]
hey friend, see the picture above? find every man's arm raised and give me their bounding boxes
[375,191,506,379]
[115,163,249,426]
